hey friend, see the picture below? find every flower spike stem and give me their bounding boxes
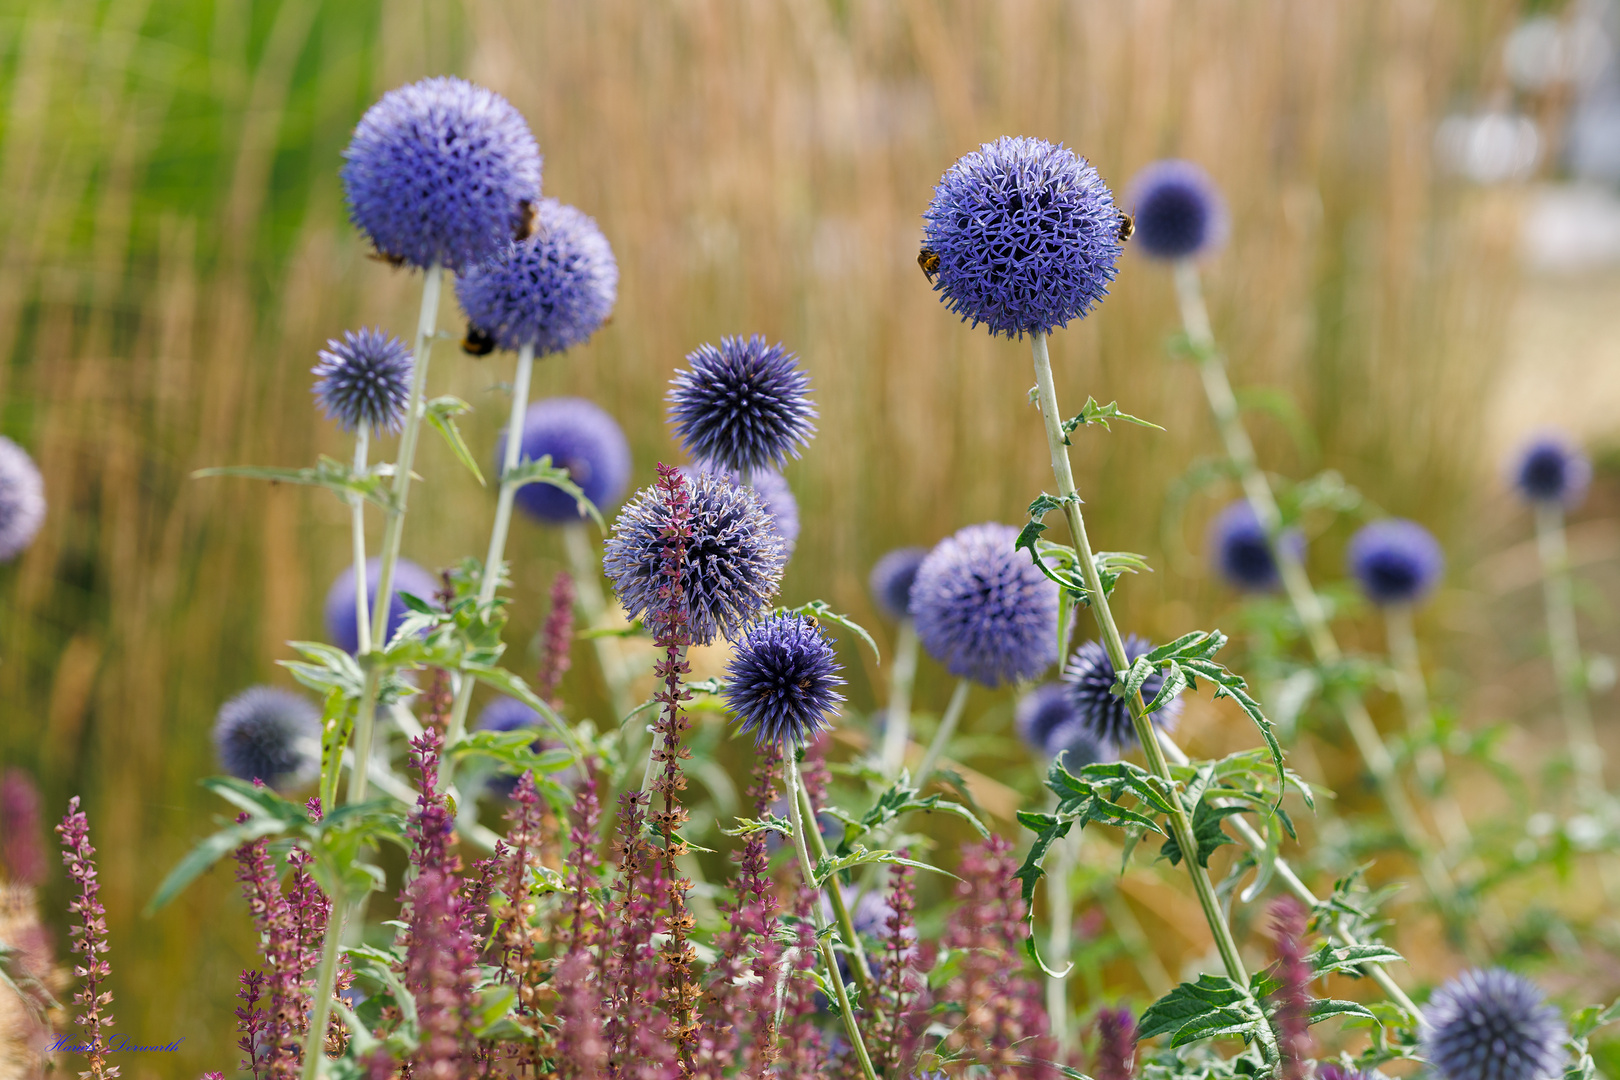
[794,761,877,995]
[1384,605,1472,856]
[1030,329,1249,987]
[786,752,879,1080]
[914,677,970,784]
[1171,260,1466,933]
[348,263,442,805]
[439,341,537,792]
[880,618,920,777]
[1533,501,1605,804]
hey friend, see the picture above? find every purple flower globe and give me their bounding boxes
[476,696,541,799]
[1064,636,1183,753]
[1045,718,1113,772]
[0,436,45,562]
[603,470,786,645]
[312,328,414,434]
[1207,500,1304,593]
[341,77,542,271]
[1421,969,1566,1080]
[869,547,928,622]
[681,463,800,551]
[910,523,1059,688]
[922,136,1124,338]
[724,613,847,749]
[323,556,440,654]
[499,397,632,524]
[1346,519,1445,607]
[1125,160,1228,261]
[213,686,320,789]
[1510,431,1591,508]
[667,336,818,475]
[455,199,618,355]
[1015,683,1078,755]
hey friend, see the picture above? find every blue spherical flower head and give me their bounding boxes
[1511,431,1591,508]
[682,463,801,552]
[922,136,1124,338]
[1347,519,1445,607]
[725,613,846,749]
[476,697,541,799]
[869,547,928,622]
[0,436,45,562]
[1421,968,1566,1080]
[342,76,542,271]
[603,470,786,645]
[323,556,440,654]
[455,199,618,354]
[911,523,1058,687]
[500,397,632,524]
[1064,635,1183,753]
[1126,159,1228,261]
[1207,500,1305,592]
[667,336,818,475]
[312,327,414,434]
[1015,683,1077,755]
[214,686,320,789]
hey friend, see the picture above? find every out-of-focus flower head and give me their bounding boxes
[910,522,1058,687]
[1125,159,1228,261]
[1510,430,1592,508]
[213,686,320,789]
[1064,636,1182,753]
[312,327,414,434]
[341,77,541,271]
[476,696,541,799]
[667,336,817,475]
[724,613,846,749]
[1207,499,1304,593]
[324,556,440,654]
[500,397,632,524]
[455,199,617,355]
[922,136,1123,337]
[869,546,929,622]
[1346,519,1445,607]
[0,436,45,562]
[1420,968,1566,1080]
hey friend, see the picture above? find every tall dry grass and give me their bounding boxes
[0,0,1523,1073]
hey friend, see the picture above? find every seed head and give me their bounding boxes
[312,327,414,434]
[0,436,45,562]
[1347,519,1445,607]
[1421,968,1566,1080]
[323,556,439,654]
[724,613,846,749]
[1208,500,1304,592]
[1125,159,1228,261]
[1064,636,1182,753]
[213,686,320,789]
[1511,431,1591,508]
[667,336,817,475]
[499,397,632,524]
[868,546,929,622]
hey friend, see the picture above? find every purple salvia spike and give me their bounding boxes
[536,569,577,706]
[57,796,120,1080]
[1270,898,1314,1080]
[1093,1008,1137,1080]
[495,771,544,1017]
[1,768,47,885]
[404,867,480,1080]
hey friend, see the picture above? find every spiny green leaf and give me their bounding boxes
[1160,800,1243,868]
[1138,975,1274,1055]
[1308,941,1405,979]
[423,396,486,487]
[193,457,398,510]
[1307,999,1378,1025]
[812,846,950,888]
[1013,810,1074,978]
[503,454,603,527]
[785,600,880,662]
[1061,396,1165,441]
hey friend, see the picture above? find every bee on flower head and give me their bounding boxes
[1117,211,1135,242]
[514,199,538,242]
[366,248,408,269]
[461,324,497,356]
[917,245,940,282]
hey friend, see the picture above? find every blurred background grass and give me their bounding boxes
[8,0,1620,1075]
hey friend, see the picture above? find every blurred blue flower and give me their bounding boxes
[910,523,1058,687]
[1207,500,1304,593]
[922,136,1123,337]
[667,336,817,475]
[869,547,928,622]
[1511,431,1591,508]
[1015,683,1077,755]
[341,77,542,271]
[1421,968,1566,1080]
[213,686,320,789]
[324,556,440,654]
[499,397,632,524]
[0,436,45,562]
[1064,636,1182,753]
[312,328,414,434]
[724,613,846,749]
[1347,519,1444,607]
[455,199,617,354]
[1126,159,1228,261]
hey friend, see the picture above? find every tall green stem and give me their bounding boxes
[795,761,877,995]
[1171,261,1463,928]
[1384,605,1472,856]
[349,424,372,657]
[564,523,638,723]
[298,902,345,1079]
[1534,501,1604,805]
[914,678,970,784]
[787,754,879,1080]
[1030,330,1249,987]
[880,619,919,777]
[1045,827,1075,1053]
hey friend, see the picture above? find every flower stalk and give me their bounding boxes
[914,677,970,785]
[880,618,920,778]
[793,763,876,995]
[1533,500,1604,804]
[1384,604,1472,856]
[349,423,372,659]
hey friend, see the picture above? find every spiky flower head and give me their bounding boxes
[1208,500,1304,593]
[213,686,320,789]
[869,546,928,622]
[1511,431,1591,508]
[341,76,542,271]
[500,397,632,524]
[667,336,817,475]
[922,136,1123,338]
[682,462,801,551]
[1064,636,1183,753]
[1125,159,1228,261]
[0,436,45,562]
[323,556,439,654]
[455,199,618,354]
[724,613,846,749]
[312,327,414,434]
[1347,519,1445,607]
[1016,683,1113,769]
[1421,968,1566,1080]
[910,522,1058,687]
[604,469,786,645]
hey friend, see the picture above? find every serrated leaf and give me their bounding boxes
[785,600,880,662]
[1308,941,1405,979]
[720,814,794,838]
[1137,975,1273,1053]
[503,454,603,527]
[1160,800,1242,868]
[193,458,397,510]
[1061,396,1165,441]
[812,846,950,888]
[835,774,990,855]
[1307,998,1377,1025]
[423,396,485,486]
[1013,810,1074,977]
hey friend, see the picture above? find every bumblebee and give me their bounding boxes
[461,325,497,357]
[514,199,539,242]
[1117,212,1135,243]
[918,246,941,281]
[367,248,408,269]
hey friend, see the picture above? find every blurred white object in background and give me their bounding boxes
[1521,183,1620,272]
[1437,110,1542,183]
[1504,10,1611,93]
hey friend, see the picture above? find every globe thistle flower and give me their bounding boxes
[323,556,440,654]
[499,397,632,524]
[341,76,542,271]
[1421,968,1566,1080]
[681,463,801,551]
[213,686,320,789]
[1015,683,1077,755]
[476,697,540,800]
[311,327,415,434]
[1063,636,1183,753]
[1125,159,1228,261]
[1346,519,1445,607]
[0,436,45,562]
[1207,500,1305,593]
[1046,719,1113,772]
[667,336,817,475]
[604,470,786,645]
[922,136,1124,338]
[724,613,846,748]
[868,546,928,622]
[910,522,1059,687]
[455,199,618,354]
[1510,431,1591,508]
